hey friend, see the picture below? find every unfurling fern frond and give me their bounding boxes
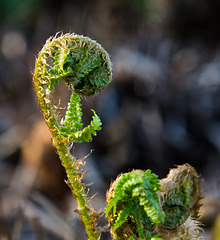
[106,170,165,240]
[34,33,112,144]
[60,92,102,142]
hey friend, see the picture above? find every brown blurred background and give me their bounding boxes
[0,0,220,239]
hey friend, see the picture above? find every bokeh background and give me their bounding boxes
[0,0,220,239]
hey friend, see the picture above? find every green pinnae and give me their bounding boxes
[106,170,165,239]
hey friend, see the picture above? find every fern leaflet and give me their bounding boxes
[59,92,102,143]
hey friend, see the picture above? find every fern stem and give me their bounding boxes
[33,75,99,240]
[54,141,98,240]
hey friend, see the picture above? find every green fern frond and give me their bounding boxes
[113,204,131,231]
[107,170,165,224]
[59,92,102,143]
[40,35,112,96]
[105,194,119,218]
[106,169,165,239]
[34,33,111,144]
[76,110,102,142]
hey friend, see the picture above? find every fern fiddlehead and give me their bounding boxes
[106,165,202,240]
[33,33,112,239]
[158,164,202,239]
[106,170,165,240]
[34,33,112,143]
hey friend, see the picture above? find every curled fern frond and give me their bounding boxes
[159,164,201,231]
[34,33,112,143]
[106,169,165,240]
[35,32,112,96]
[33,32,112,240]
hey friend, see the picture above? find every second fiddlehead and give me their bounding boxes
[106,170,165,240]
[33,33,112,239]
[106,164,202,240]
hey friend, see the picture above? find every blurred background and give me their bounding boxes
[0,0,220,239]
